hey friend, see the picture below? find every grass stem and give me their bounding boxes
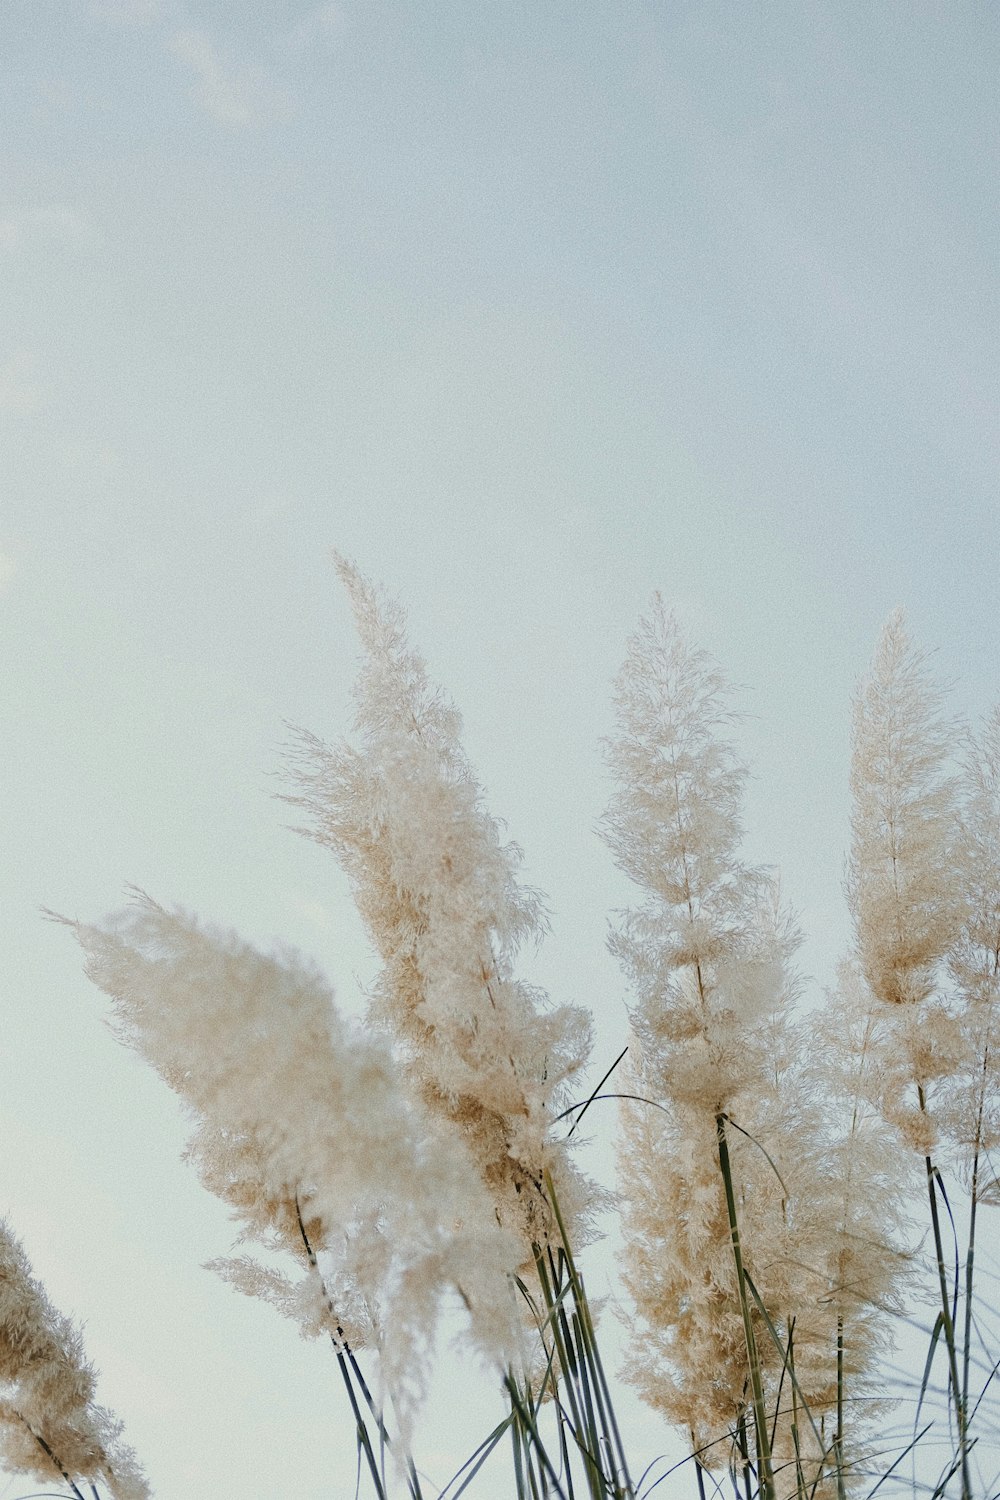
[717,1115,776,1500]
[917,1088,972,1500]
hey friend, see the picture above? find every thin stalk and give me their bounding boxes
[717,1114,776,1500]
[570,1309,605,1487]
[13,1415,86,1500]
[742,1273,826,1462]
[772,1316,809,1500]
[512,1397,530,1500]
[963,973,1000,1459]
[294,1197,402,1500]
[789,1369,806,1500]
[542,1249,580,1395]
[834,1316,846,1500]
[969,1351,1000,1422]
[534,1253,582,1420]
[768,1317,793,1454]
[526,1391,553,1500]
[514,1373,555,1500]
[343,1345,424,1500]
[571,1268,630,1498]
[917,1089,971,1500]
[337,1348,388,1500]
[735,1413,754,1500]
[557,1399,578,1500]
[439,1414,512,1499]
[534,1250,604,1500]
[963,1138,982,1425]
[544,1171,635,1498]
[565,1048,630,1140]
[525,1435,545,1500]
[504,1375,571,1500]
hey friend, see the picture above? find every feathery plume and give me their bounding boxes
[941,707,1000,1169]
[847,613,978,1500]
[847,610,965,1017]
[282,556,595,1264]
[58,895,522,1418]
[602,602,801,1470]
[788,962,910,1490]
[806,963,909,1328]
[0,1216,149,1499]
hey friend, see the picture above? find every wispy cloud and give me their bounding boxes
[0,206,104,252]
[0,354,43,416]
[283,2,345,53]
[91,5,297,127]
[169,27,288,127]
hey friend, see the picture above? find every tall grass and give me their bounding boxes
[4,568,998,1498]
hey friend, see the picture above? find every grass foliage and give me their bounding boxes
[3,567,999,1499]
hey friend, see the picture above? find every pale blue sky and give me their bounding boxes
[1,3,998,1496]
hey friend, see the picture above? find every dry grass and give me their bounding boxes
[5,571,998,1500]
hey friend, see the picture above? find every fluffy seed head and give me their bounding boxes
[61,895,524,1418]
[847,610,965,1011]
[282,556,596,1263]
[0,1217,149,1499]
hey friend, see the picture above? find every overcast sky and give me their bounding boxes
[1,3,998,1496]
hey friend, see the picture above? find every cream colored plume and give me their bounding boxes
[282,556,595,1263]
[848,609,965,1014]
[941,707,1000,1172]
[0,1216,149,1499]
[61,895,523,1417]
[603,604,801,1457]
[602,602,906,1492]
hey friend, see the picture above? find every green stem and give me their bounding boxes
[294,1195,411,1500]
[336,1349,388,1500]
[343,1345,424,1499]
[544,1172,635,1498]
[834,1316,846,1500]
[505,1375,571,1500]
[511,1394,530,1500]
[717,1113,775,1500]
[917,1091,971,1500]
[534,1249,605,1500]
[790,1368,806,1500]
[962,1032,989,1437]
[571,1308,605,1487]
[962,1150,978,1433]
[735,1412,754,1500]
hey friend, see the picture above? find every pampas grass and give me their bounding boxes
[6,564,999,1500]
[0,1217,148,1500]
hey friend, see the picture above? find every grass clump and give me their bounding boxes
[7,564,997,1500]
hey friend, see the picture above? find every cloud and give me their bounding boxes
[283,2,345,53]
[0,354,43,416]
[169,27,287,126]
[0,550,15,592]
[0,206,104,253]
